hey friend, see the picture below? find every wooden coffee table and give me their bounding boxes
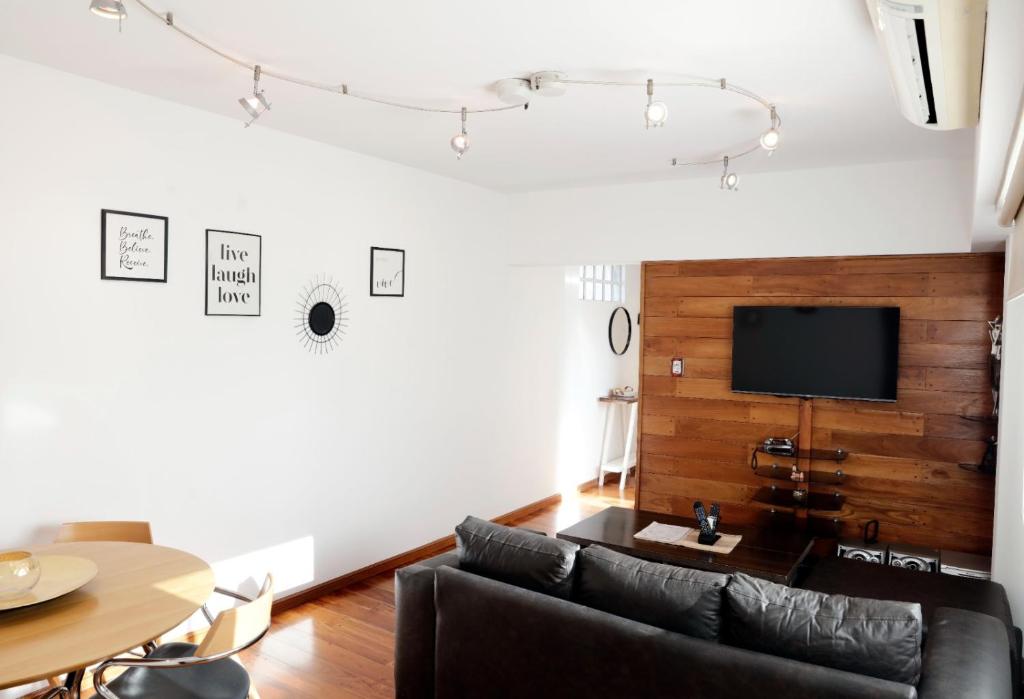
[556,506,815,585]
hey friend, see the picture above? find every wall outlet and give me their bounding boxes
[671,358,685,376]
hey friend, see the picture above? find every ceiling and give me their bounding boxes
[0,0,973,192]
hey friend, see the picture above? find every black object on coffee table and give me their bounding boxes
[556,506,815,585]
[693,501,721,545]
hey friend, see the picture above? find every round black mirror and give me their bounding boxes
[608,306,632,356]
[308,301,337,337]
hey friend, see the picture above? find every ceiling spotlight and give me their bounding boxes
[90,0,126,30]
[720,156,739,191]
[239,65,271,127]
[450,107,470,159]
[644,79,668,129]
[90,0,126,19]
[760,105,780,152]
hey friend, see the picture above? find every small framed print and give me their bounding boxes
[205,230,261,316]
[100,209,168,282]
[370,246,405,297]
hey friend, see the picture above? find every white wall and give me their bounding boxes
[551,266,641,492]
[993,227,1024,619]
[507,160,974,265]
[974,0,1024,622]
[0,54,559,597]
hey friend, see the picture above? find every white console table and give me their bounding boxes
[597,395,638,494]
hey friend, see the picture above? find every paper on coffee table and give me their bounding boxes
[633,521,693,545]
[635,522,743,554]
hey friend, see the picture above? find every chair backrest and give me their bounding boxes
[197,575,274,658]
[54,521,153,544]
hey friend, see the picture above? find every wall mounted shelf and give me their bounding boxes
[751,485,845,513]
[758,508,843,538]
[753,446,849,462]
[752,462,845,485]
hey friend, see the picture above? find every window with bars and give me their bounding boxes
[578,265,626,303]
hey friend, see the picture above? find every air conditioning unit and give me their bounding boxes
[865,0,987,130]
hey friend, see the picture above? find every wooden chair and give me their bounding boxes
[92,576,273,699]
[51,520,158,686]
[54,521,153,545]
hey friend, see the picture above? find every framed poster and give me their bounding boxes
[205,229,261,316]
[370,246,405,297]
[100,209,168,282]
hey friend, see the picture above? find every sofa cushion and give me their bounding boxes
[725,572,923,685]
[455,516,579,598]
[575,545,729,640]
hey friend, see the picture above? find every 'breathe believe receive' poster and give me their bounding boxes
[100,209,168,282]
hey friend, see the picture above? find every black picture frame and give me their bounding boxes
[100,208,169,282]
[205,229,262,317]
[370,246,405,297]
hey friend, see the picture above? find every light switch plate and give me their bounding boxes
[671,358,685,376]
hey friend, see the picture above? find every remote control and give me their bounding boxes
[693,502,713,536]
[694,501,722,545]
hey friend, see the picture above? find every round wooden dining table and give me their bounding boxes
[0,541,214,695]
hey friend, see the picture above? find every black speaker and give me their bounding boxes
[888,543,940,573]
[837,539,888,564]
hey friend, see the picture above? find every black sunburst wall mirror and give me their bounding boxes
[296,275,349,354]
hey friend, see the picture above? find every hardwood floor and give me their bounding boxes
[238,482,634,699]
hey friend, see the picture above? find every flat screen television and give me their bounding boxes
[731,306,900,402]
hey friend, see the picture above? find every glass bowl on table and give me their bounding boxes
[0,550,42,600]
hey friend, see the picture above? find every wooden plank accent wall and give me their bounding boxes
[637,253,1003,555]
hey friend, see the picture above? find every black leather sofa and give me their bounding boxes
[799,555,1021,696]
[395,518,1013,699]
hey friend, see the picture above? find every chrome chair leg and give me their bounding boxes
[61,668,84,699]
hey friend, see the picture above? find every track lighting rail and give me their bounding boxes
[550,76,781,168]
[120,0,782,178]
[133,0,522,115]
[546,76,776,111]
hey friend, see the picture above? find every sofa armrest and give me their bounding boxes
[394,551,459,699]
[918,607,1012,699]
[413,550,460,570]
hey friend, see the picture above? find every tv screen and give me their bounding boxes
[731,306,900,402]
